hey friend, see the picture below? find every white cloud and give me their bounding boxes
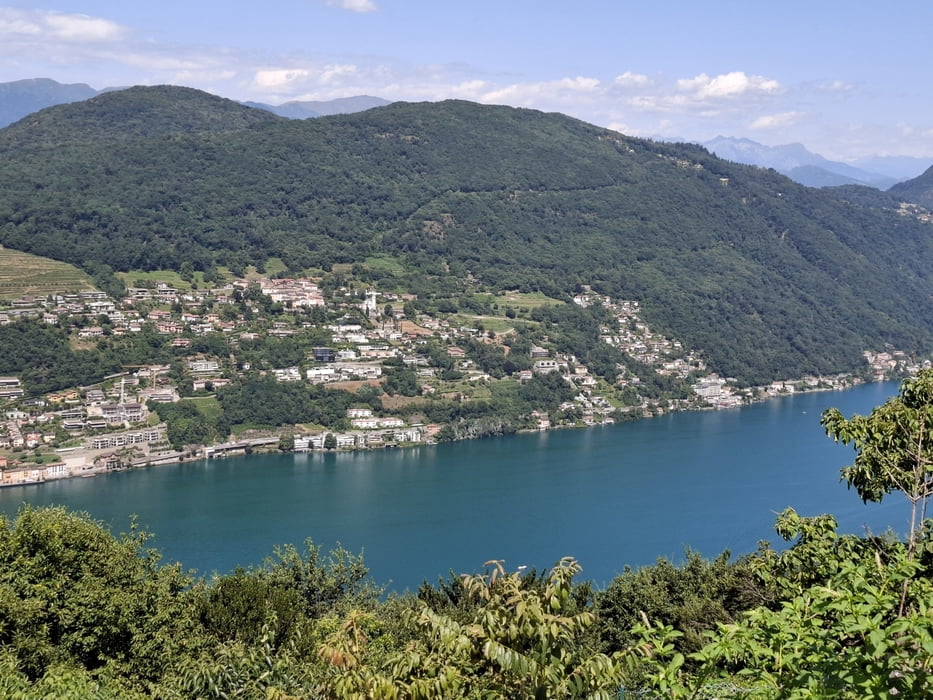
[111,48,218,73]
[819,79,854,93]
[325,0,378,13]
[481,76,601,105]
[454,79,487,93]
[0,8,127,43]
[0,9,41,36]
[606,117,678,141]
[253,68,313,90]
[319,63,358,83]
[615,71,649,87]
[174,69,237,83]
[249,64,360,96]
[677,71,782,99]
[43,12,126,42]
[625,95,657,110]
[749,111,805,130]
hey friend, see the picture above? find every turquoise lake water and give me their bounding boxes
[0,381,905,590]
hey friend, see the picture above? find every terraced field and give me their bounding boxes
[0,247,96,299]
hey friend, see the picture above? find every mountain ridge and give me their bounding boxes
[1,85,932,386]
[3,78,927,180]
[0,77,390,128]
[0,78,100,127]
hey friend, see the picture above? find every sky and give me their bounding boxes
[1,1,932,162]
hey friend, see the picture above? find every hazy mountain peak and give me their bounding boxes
[701,135,926,189]
[0,77,99,128]
[0,85,282,146]
[244,95,392,119]
[0,78,392,128]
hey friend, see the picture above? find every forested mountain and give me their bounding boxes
[0,78,101,128]
[0,85,282,146]
[2,86,933,385]
[0,77,388,127]
[889,164,933,209]
[785,164,883,188]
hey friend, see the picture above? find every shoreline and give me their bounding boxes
[3,373,898,490]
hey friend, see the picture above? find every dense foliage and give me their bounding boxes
[2,88,933,384]
[0,319,171,395]
[216,375,355,430]
[151,400,228,450]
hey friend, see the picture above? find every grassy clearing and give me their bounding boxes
[120,269,228,290]
[265,258,288,276]
[0,248,96,300]
[244,258,287,279]
[230,423,275,436]
[447,381,493,400]
[119,257,293,290]
[68,337,98,351]
[380,394,426,410]
[491,291,564,309]
[363,255,406,274]
[120,270,189,289]
[182,396,223,420]
[449,314,516,334]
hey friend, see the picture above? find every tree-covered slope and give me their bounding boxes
[889,164,933,209]
[1,86,933,384]
[0,84,282,147]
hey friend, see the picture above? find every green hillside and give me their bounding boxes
[889,164,933,209]
[0,84,281,146]
[1,86,933,384]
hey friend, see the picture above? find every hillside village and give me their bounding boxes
[0,273,924,487]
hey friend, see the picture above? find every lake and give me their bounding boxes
[0,380,905,591]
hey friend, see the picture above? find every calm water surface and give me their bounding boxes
[0,381,905,590]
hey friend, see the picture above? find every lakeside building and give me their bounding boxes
[89,429,163,450]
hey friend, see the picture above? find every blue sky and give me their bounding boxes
[1,1,932,161]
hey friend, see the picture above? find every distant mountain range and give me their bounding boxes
[703,136,932,189]
[3,85,933,386]
[242,96,392,119]
[0,78,102,127]
[0,78,390,128]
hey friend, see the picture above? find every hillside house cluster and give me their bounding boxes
[4,269,926,487]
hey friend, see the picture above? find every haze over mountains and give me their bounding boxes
[0,78,390,128]
[2,84,933,387]
[703,136,932,189]
[4,78,930,191]
[242,96,392,120]
[0,78,103,128]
